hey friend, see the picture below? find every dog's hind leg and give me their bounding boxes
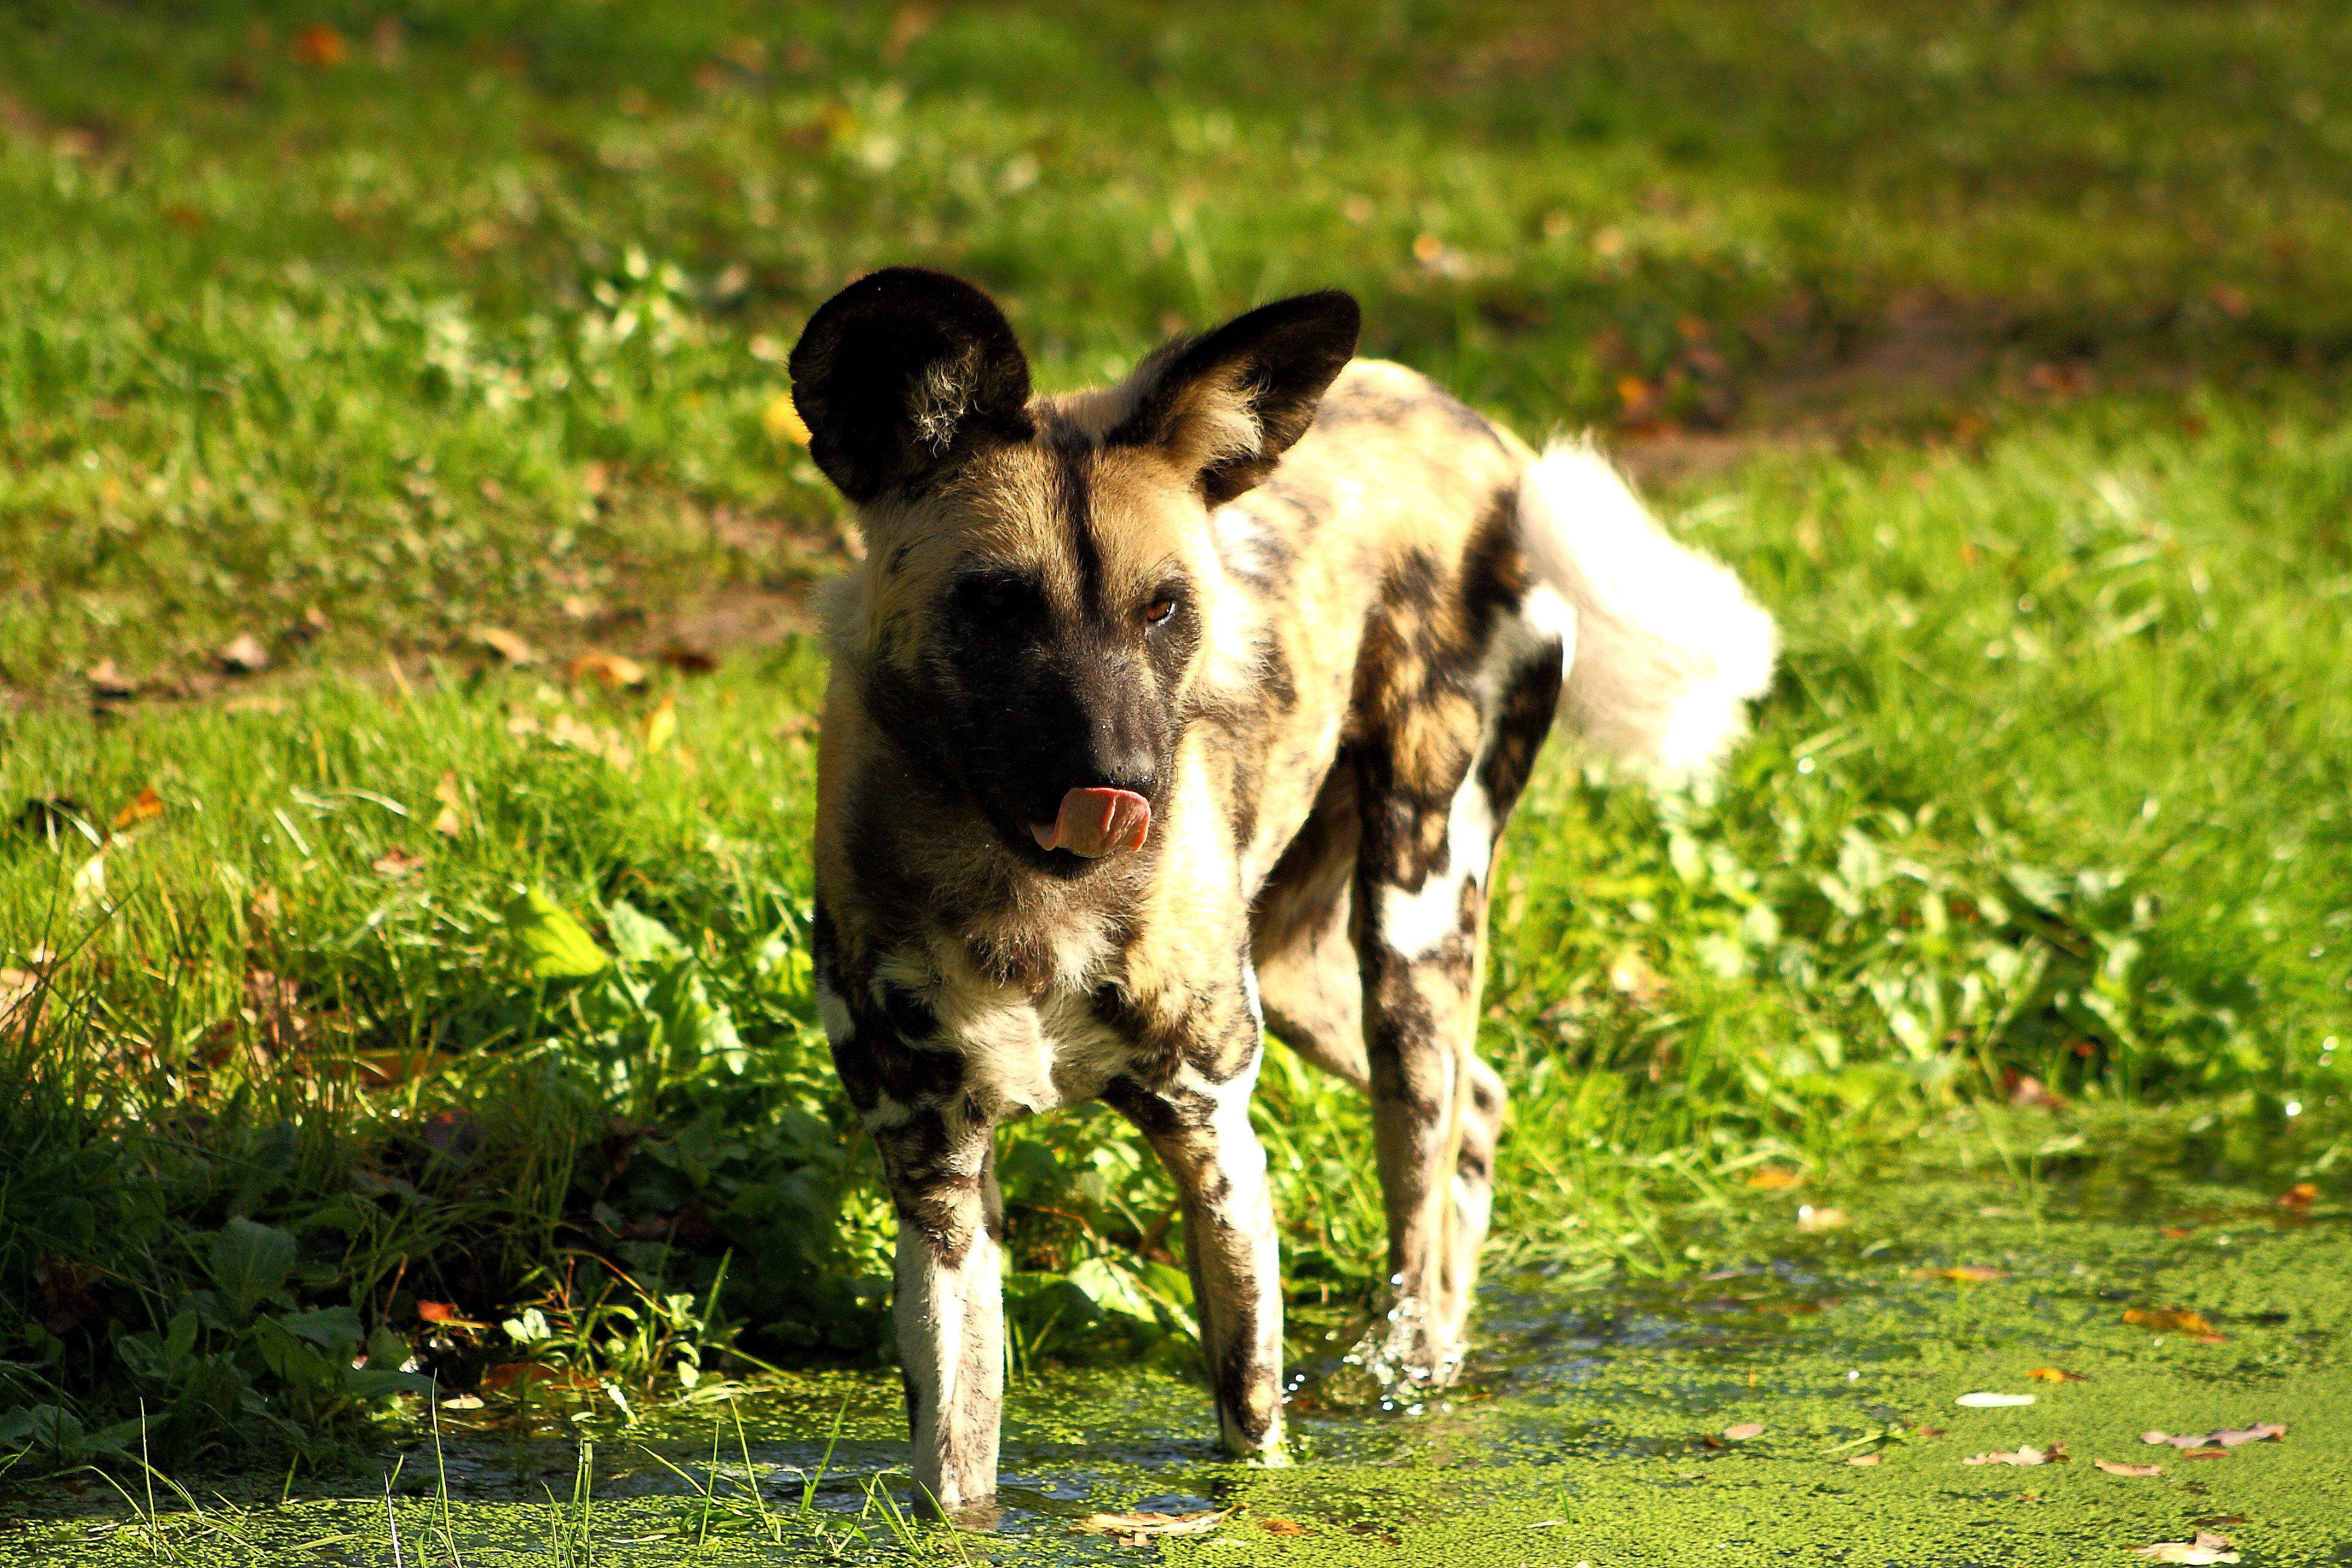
[1104,1048,1289,1463]
[1252,763,1370,1089]
[1353,585,1565,1389]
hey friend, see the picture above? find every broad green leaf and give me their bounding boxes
[277,1305,365,1358]
[605,898,688,962]
[503,888,610,978]
[209,1217,297,1317]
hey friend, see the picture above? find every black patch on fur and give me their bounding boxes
[1477,652,1564,824]
[1054,445,1105,618]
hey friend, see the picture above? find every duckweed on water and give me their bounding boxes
[8,1161,2343,1566]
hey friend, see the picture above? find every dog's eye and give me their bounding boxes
[1143,596,1179,626]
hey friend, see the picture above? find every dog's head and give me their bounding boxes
[790,268,1359,874]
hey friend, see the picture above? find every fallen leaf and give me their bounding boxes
[2180,1448,2231,1460]
[1607,950,1663,1003]
[2007,1073,2066,1110]
[2209,1423,2286,1446]
[641,696,678,757]
[1846,1453,1881,1466]
[291,22,348,67]
[569,652,645,690]
[1723,1423,1764,1441]
[2275,1182,2319,1209]
[1070,1507,1239,1539]
[1955,1391,2036,1408]
[1963,1441,2065,1467]
[474,626,537,665]
[2129,1531,2239,1564]
[441,1394,486,1411]
[372,848,423,879]
[112,786,165,830]
[217,632,271,673]
[1796,1205,1849,1233]
[351,1047,459,1086]
[2125,1307,2222,1339]
[1261,1519,1307,1537]
[762,393,811,444]
[2027,1367,2088,1383]
[481,1362,596,1393]
[85,659,138,698]
[656,642,717,673]
[243,970,312,1050]
[433,771,466,837]
[417,1301,462,1323]
[2095,1460,2165,1478]
[2160,1226,2197,1238]
[1746,1167,1803,1191]
[0,968,39,1036]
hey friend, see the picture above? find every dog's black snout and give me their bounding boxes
[1054,730,1155,799]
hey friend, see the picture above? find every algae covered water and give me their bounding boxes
[7,1163,2344,1566]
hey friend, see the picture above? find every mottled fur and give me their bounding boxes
[788,269,1774,1514]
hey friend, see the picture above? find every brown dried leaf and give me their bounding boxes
[112,786,165,830]
[1607,950,1663,1003]
[86,659,138,698]
[432,771,466,837]
[372,848,423,879]
[2007,1073,2066,1109]
[2130,1532,2239,1564]
[217,632,271,673]
[1,967,39,1037]
[474,626,537,665]
[2124,1307,2221,1339]
[1069,1506,1239,1539]
[291,22,347,67]
[1723,1423,1765,1441]
[2096,1460,2164,1478]
[1963,1440,2065,1467]
[569,652,645,690]
[2209,1423,2286,1446]
[1846,1453,1881,1466]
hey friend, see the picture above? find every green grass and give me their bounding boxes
[2,0,2350,1511]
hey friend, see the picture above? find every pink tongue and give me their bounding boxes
[1033,787,1152,857]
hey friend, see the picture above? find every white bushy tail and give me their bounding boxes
[1517,437,1777,774]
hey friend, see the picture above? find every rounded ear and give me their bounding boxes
[787,267,1034,505]
[1107,290,1361,505]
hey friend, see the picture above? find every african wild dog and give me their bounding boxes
[788,268,1774,1514]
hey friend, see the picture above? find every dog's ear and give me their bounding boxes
[1109,291,1360,506]
[787,267,1034,505]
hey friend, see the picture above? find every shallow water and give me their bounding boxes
[7,1165,2346,1566]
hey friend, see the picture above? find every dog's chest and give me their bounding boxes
[932,977,1134,1120]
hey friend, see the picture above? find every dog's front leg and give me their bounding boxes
[872,1106,1004,1516]
[1105,1053,1287,1463]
